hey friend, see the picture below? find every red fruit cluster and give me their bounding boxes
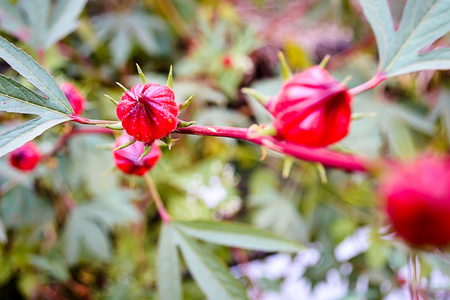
[267,66,352,148]
[61,83,86,116]
[113,134,161,176]
[9,142,41,171]
[116,83,179,144]
[379,155,450,247]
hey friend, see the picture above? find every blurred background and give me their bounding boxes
[0,0,449,299]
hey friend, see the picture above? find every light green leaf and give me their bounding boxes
[386,119,417,159]
[0,216,7,244]
[29,255,70,281]
[157,223,182,300]
[172,227,249,300]
[0,0,29,40]
[45,0,88,49]
[360,0,450,76]
[0,36,72,156]
[174,220,304,252]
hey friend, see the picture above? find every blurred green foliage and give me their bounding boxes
[0,0,450,299]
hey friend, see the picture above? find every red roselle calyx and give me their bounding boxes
[267,66,352,148]
[116,83,179,144]
[113,134,162,176]
[61,83,86,116]
[9,142,41,171]
[379,155,450,247]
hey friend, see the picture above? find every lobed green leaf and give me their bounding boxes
[172,226,249,300]
[174,220,305,252]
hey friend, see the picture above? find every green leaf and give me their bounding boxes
[386,119,417,159]
[45,0,88,49]
[0,0,29,40]
[174,220,304,252]
[29,255,70,281]
[0,36,72,156]
[0,216,7,244]
[157,223,182,300]
[172,227,249,300]
[360,0,450,76]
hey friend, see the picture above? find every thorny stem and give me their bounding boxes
[174,125,368,172]
[349,71,387,96]
[144,173,171,223]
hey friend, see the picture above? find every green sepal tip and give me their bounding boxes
[319,54,331,68]
[241,88,270,106]
[351,112,376,121]
[282,156,295,178]
[136,63,147,84]
[104,122,123,130]
[179,95,193,111]
[315,162,328,184]
[104,94,119,106]
[278,51,292,81]
[161,136,173,150]
[138,144,153,161]
[177,120,196,128]
[113,138,136,151]
[116,82,128,92]
[166,65,173,89]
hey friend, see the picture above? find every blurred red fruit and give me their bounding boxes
[379,155,450,247]
[61,82,86,115]
[113,134,161,176]
[116,83,178,143]
[221,54,233,68]
[9,142,41,171]
[267,66,352,147]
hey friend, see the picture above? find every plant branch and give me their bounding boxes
[70,115,119,125]
[349,71,387,96]
[144,173,171,223]
[174,125,368,172]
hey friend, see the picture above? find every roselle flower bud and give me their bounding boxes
[116,83,179,143]
[113,134,161,176]
[61,83,86,116]
[379,156,450,247]
[9,142,41,171]
[267,66,352,147]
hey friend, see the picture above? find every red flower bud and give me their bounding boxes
[61,83,86,116]
[379,156,450,247]
[116,83,178,143]
[267,66,352,147]
[9,142,41,171]
[113,134,161,176]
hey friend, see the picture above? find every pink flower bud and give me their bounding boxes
[116,83,179,143]
[113,134,161,176]
[268,66,352,147]
[9,142,41,171]
[379,155,450,247]
[61,83,86,116]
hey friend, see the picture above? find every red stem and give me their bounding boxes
[349,71,387,96]
[70,115,119,125]
[174,125,368,172]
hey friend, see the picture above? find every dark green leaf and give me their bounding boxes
[174,220,304,252]
[172,226,249,300]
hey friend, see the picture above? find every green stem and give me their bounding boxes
[144,173,171,223]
